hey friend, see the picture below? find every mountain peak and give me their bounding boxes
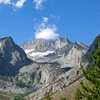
[55,37,72,43]
[0,36,13,41]
[0,36,28,76]
[21,37,72,50]
[0,36,14,47]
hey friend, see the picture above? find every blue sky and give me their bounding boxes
[0,0,100,45]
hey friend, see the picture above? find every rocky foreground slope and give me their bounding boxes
[0,36,90,100]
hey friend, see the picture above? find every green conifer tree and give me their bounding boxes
[76,35,100,100]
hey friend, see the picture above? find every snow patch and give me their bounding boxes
[25,49,34,54]
[29,51,55,57]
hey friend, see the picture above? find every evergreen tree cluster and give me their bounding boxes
[76,35,100,100]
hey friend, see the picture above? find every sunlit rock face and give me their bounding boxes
[0,37,27,75]
[0,36,89,98]
[21,37,88,68]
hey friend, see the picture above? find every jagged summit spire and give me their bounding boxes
[21,37,72,50]
[0,36,13,42]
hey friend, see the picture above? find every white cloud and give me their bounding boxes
[50,15,60,20]
[34,0,46,9]
[34,17,59,40]
[35,26,59,40]
[0,0,26,8]
[43,17,48,23]
[0,0,11,4]
[34,17,48,31]
[0,0,47,9]
[15,0,26,8]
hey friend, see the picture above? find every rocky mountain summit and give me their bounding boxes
[21,37,88,68]
[0,36,91,100]
[21,37,71,51]
[0,37,28,75]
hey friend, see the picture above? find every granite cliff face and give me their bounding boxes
[21,37,71,51]
[0,37,27,75]
[21,37,88,68]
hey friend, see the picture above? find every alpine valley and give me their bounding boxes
[0,36,98,100]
